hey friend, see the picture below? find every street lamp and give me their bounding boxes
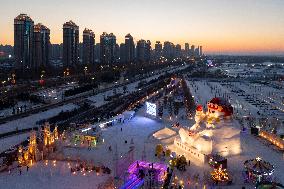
[64,68,70,77]
[11,73,16,84]
[84,66,88,75]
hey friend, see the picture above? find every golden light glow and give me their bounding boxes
[259,131,284,149]
[211,167,230,182]
[43,123,59,146]
[18,131,38,166]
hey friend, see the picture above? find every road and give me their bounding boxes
[0,65,183,124]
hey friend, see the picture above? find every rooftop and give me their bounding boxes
[14,14,33,22]
[63,20,79,29]
[34,23,50,33]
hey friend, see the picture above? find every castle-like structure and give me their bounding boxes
[175,98,241,163]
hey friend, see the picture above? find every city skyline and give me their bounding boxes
[1,0,284,55]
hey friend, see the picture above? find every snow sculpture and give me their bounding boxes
[175,100,241,159]
[207,97,233,118]
[190,105,205,131]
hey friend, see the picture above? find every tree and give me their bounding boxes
[113,88,117,95]
[170,158,177,168]
[155,144,163,158]
[168,98,173,116]
[177,155,187,171]
[163,96,168,106]
[123,85,127,93]
[173,101,179,116]
[165,149,171,157]
[158,101,163,117]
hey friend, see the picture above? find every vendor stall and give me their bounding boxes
[244,157,274,183]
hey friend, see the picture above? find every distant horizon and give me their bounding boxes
[0,0,284,55]
[1,43,283,56]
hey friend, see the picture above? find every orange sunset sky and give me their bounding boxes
[0,0,284,55]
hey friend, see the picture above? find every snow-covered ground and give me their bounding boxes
[0,103,78,135]
[0,108,166,189]
[61,109,165,170]
[0,81,283,188]
[186,80,214,106]
[158,120,284,188]
[0,101,42,118]
[186,79,284,120]
[87,65,188,107]
[33,82,78,103]
[0,65,188,157]
[0,161,111,189]
[0,133,30,153]
[218,62,284,79]
[87,79,139,107]
[2,71,283,188]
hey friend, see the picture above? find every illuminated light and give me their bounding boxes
[196,144,201,151]
[127,160,167,182]
[81,128,91,132]
[146,102,157,116]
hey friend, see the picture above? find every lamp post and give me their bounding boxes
[11,73,16,84]
[84,66,88,76]
[63,68,70,79]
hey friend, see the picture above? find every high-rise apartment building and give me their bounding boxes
[63,20,79,68]
[145,40,151,62]
[14,14,34,71]
[191,45,195,56]
[163,41,175,59]
[175,44,182,58]
[136,39,151,63]
[100,32,116,64]
[155,41,163,60]
[94,43,100,63]
[33,23,50,70]
[83,28,95,65]
[125,34,135,63]
[185,43,190,56]
[195,46,200,56]
[115,43,120,61]
[119,43,126,63]
[136,40,146,62]
[50,44,62,60]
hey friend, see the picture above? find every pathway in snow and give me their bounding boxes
[0,103,78,135]
[0,132,30,153]
[61,109,165,171]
